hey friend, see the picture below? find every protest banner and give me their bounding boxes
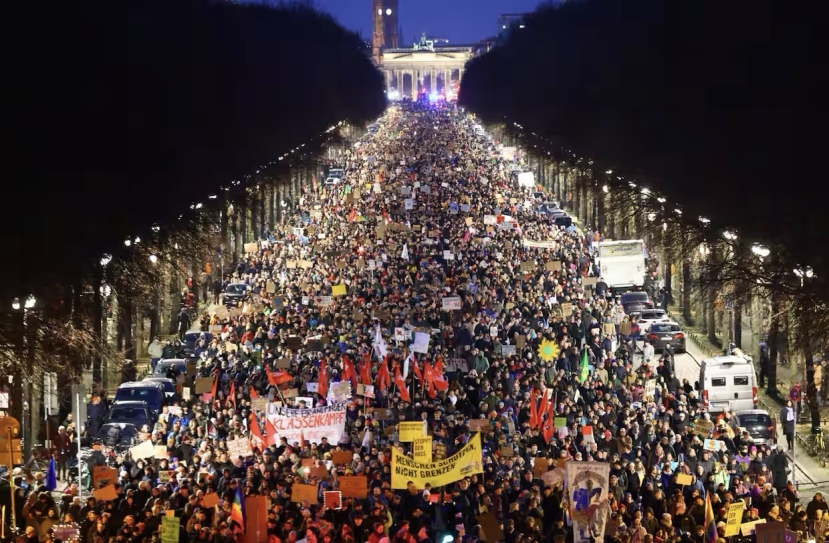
[339,475,368,498]
[398,420,427,442]
[724,500,745,537]
[755,521,785,543]
[390,433,483,489]
[266,401,347,444]
[692,419,714,437]
[290,483,319,503]
[566,461,611,543]
[441,296,462,311]
[413,436,432,463]
[161,515,179,543]
[226,438,252,459]
[332,451,353,465]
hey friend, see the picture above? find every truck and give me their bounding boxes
[597,239,646,291]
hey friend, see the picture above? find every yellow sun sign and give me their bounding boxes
[537,340,560,362]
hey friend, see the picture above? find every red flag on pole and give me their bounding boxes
[394,366,409,402]
[318,358,329,398]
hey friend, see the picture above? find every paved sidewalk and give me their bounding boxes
[668,306,829,499]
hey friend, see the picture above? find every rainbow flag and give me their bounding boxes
[704,492,717,543]
[231,484,245,533]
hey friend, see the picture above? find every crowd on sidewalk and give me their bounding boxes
[9,103,828,543]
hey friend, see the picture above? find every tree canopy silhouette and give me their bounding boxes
[1,0,385,302]
[460,0,829,277]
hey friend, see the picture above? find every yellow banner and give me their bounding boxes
[724,500,745,537]
[413,436,432,463]
[398,421,427,442]
[391,433,483,489]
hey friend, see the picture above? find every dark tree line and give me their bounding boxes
[459,0,829,278]
[1,0,385,303]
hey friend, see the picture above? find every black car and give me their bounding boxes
[621,291,653,314]
[182,332,212,356]
[223,283,248,307]
[735,409,776,447]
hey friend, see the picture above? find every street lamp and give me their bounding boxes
[100,254,112,267]
[751,244,770,258]
[11,298,20,310]
[24,296,36,310]
[793,266,816,288]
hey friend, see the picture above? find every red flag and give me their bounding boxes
[342,356,358,389]
[529,390,539,429]
[267,370,292,386]
[375,357,390,391]
[265,418,278,447]
[394,366,410,402]
[229,381,236,407]
[249,414,264,444]
[431,358,449,391]
[360,352,372,385]
[412,358,423,382]
[318,359,329,398]
[210,374,218,398]
[249,386,259,399]
[423,363,436,399]
[348,207,357,222]
[382,208,389,221]
[541,395,555,444]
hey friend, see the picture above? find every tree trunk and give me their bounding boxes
[707,289,717,344]
[734,302,743,349]
[681,261,692,323]
[767,291,780,394]
[93,263,104,385]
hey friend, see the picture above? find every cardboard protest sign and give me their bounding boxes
[338,475,368,498]
[290,483,319,503]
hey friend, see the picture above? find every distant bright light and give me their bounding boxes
[605,170,613,175]
[151,225,160,232]
[134,237,140,244]
[24,295,36,309]
[640,187,650,195]
[124,239,132,247]
[387,90,400,100]
[751,244,770,258]
[674,208,682,215]
[386,8,392,15]
[722,230,737,241]
[657,197,666,203]
[519,24,525,28]
[11,299,20,311]
[429,93,438,102]
[101,254,112,267]
[602,185,609,194]
[699,216,710,225]
[149,254,158,264]
[377,8,382,14]
[794,267,815,279]
[647,213,656,222]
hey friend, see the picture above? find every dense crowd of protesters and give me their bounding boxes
[8,103,827,543]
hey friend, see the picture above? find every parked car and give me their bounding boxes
[223,283,248,307]
[621,291,654,314]
[105,401,152,427]
[735,409,776,447]
[114,381,165,414]
[637,309,671,332]
[142,376,177,398]
[182,332,212,357]
[646,322,686,353]
[153,358,189,378]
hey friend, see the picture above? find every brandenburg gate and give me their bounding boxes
[380,34,473,100]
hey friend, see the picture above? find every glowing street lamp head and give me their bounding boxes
[24,295,36,309]
[11,298,20,310]
[751,244,770,258]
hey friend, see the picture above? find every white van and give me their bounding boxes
[697,355,758,412]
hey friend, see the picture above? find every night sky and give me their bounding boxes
[310,0,546,45]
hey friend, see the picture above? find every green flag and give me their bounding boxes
[579,348,590,382]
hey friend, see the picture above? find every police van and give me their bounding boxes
[696,355,758,412]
